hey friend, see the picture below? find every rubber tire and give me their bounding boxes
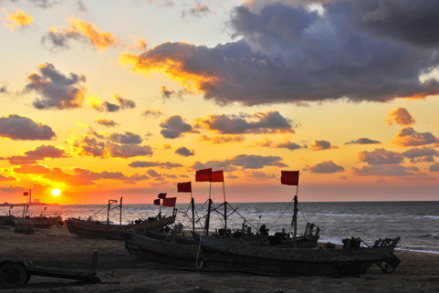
[0,263,29,288]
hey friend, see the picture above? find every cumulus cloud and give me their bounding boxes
[386,107,417,126]
[392,127,439,147]
[309,140,339,151]
[25,63,86,110]
[352,165,419,176]
[345,138,381,145]
[0,115,56,140]
[42,17,120,51]
[158,86,188,100]
[430,163,439,172]
[5,145,70,165]
[357,148,404,165]
[243,170,276,181]
[305,160,344,173]
[96,118,119,127]
[196,111,296,134]
[128,161,183,169]
[89,94,136,112]
[0,86,7,93]
[2,8,33,32]
[106,143,153,158]
[175,147,195,157]
[119,0,439,106]
[142,108,163,117]
[198,135,245,144]
[181,4,211,18]
[0,174,15,181]
[160,115,194,139]
[272,141,306,151]
[108,132,142,144]
[192,154,287,170]
[402,147,439,163]
[13,164,51,174]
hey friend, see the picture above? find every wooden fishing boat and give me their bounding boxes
[195,234,401,276]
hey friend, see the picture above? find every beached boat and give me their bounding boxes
[30,216,63,229]
[195,234,401,276]
[67,197,177,240]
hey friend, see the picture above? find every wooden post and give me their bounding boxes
[191,197,195,233]
[205,198,212,236]
[293,195,298,249]
[120,197,123,225]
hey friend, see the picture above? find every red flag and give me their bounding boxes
[158,193,167,199]
[23,192,28,196]
[281,171,299,186]
[177,182,192,193]
[153,199,160,205]
[196,168,212,182]
[211,170,224,182]
[44,207,47,211]
[10,206,13,209]
[163,197,177,207]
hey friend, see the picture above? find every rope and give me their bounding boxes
[268,199,294,230]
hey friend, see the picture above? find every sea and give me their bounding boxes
[2,201,439,254]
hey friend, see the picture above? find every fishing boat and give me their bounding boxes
[67,197,176,240]
[195,233,401,276]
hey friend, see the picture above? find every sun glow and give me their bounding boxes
[52,189,61,196]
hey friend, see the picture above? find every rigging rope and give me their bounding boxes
[268,199,294,231]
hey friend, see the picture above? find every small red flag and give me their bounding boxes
[196,168,212,182]
[163,197,177,207]
[10,206,13,209]
[177,182,192,193]
[281,171,299,186]
[23,192,28,196]
[158,193,167,199]
[153,199,160,205]
[211,170,224,182]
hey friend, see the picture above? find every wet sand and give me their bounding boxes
[1,226,439,293]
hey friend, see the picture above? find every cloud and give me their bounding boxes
[106,143,153,158]
[42,17,120,51]
[181,4,211,18]
[6,145,70,165]
[25,63,86,110]
[142,108,163,117]
[2,8,33,32]
[158,86,188,100]
[0,174,15,181]
[128,161,183,169]
[119,1,439,106]
[352,165,419,176]
[402,147,439,163]
[386,107,417,126]
[108,132,142,144]
[13,164,51,174]
[1,185,26,193]
[392,127,439,147]
[357,148,404,165]
[309,140,339,151]
[272,141,306,151]
[160,115,193,139]
[430,163,439,172]
[243,170,276,181]
[306,160,344,173]
[0,86,7,93]
[128,35,147,51]
[345,138,381,145]
[175,147,195,157]
[89,94,136,112]
[0,115,56,140]
[198,135,245,144]
[96,118,119,127]
[192,154,287,170]
[196,111,296,134]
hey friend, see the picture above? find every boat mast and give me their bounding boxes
[119,197,123,225]
[292,195,298,249]
[191,196,195,233]
[107,199,117,225]
[205,180,212,236]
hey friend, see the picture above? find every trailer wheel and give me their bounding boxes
[0,263,29,288]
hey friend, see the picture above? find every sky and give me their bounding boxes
[0,0,439,205]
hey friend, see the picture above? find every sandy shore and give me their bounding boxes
[1,226,439,293]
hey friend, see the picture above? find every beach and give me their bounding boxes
[1,227,439,293]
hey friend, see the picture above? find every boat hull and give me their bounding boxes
[68,216,176,240]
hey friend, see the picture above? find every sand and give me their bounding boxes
[1,226,439,293]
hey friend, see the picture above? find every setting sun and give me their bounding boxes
[52,189,61,196]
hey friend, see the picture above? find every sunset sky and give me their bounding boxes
[1,0,439,205]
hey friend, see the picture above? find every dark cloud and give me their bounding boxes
[120,0,439,105]
[402,147,439,163]
[13,164,51,174]
[146,169,161,178]
[0,186,26,193]
[309,140,339,151]
[198,135,245,144]
[392,127,438,147]
[181,4,211,18]
[142,109,163,117]
[25,63,86,110]
[430,163,439,172]
[108,132,142,144]
[158,86,188,100]
[0,115,56,140]
[357,148,404,165]
[128,161,183,169]
[77,0,88,12]
[272,141,306,151]
[113,94,136,109]
[0,174,15,181]
[352,165,419,176]
[160,115,193,139]
[3,144,69,165]
[345,138,381,145]
[386,107,416,126]
[192,154,287,170]
[92,95,136,112]
[243,170,276,181]
[106,143,153,158]
[175,147,195,157]
[0,86,7,93]
[96,118,119,127]
[306,160,344,173]
[196,111,296,134]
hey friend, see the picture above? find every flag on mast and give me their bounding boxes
[195,168,212,182]
[158,193,167,199]
[163,197,177,207]
[177,182,192,192]
[211,170,224,182]
[281,171,299,186]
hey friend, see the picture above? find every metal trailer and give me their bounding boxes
[0,250,101,289]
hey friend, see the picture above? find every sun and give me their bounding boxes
[52,189,61,196]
